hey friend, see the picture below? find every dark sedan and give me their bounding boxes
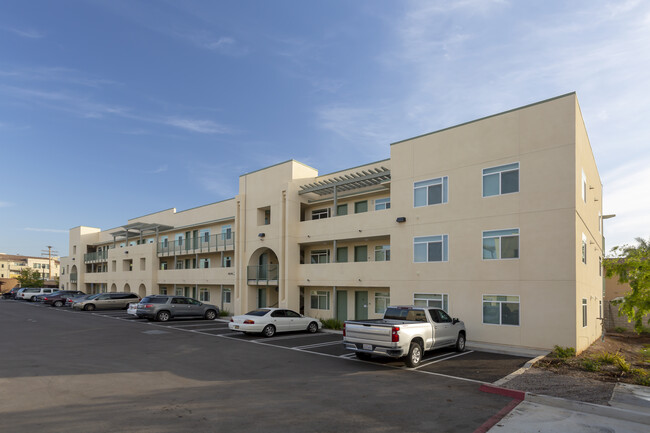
[42,290,86,307]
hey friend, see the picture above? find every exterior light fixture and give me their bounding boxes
[258,233,265,238]
[396,217,406,223]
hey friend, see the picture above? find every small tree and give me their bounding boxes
[16,268,44,288]
[605,237,650,332]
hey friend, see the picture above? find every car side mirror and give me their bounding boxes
[452,318,459,324]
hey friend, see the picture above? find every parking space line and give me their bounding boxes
[339,353,356,359]
[184,327,230,332]
[294,341,342,350]
[415,350,474,369]
[249,332,326,343]
[161,322,220,327]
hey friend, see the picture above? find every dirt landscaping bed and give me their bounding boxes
[503,332,650,405]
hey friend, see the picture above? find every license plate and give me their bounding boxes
[363,344,373,351]
[234,325,239,329]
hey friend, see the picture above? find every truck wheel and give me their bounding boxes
[355,352,371,361]
[405,342,423,368]
[455,333,466,352]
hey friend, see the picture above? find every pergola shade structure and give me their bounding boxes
[110,222,174,247]
[298,166,391,197]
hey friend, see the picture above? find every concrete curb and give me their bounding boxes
[492,354,547,386]
[320,328,343,335]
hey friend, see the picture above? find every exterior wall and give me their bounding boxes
[604,276,650,331]
[0,254,60,280]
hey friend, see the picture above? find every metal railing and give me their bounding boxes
[247,264,279,283]
[84,250,109,263]
[157,232,235,256]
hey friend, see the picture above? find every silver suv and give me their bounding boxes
[134,295,219,322]
[72,292,141,311]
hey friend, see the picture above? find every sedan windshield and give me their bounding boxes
[245,309,271,317]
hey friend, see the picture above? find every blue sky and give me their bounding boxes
[1,0,649,258]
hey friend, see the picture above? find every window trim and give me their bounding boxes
[374,197,391,211]
[482,294,520,326]
[413,235,449,263]
[482,228,520,261]
[310,249,330,264]
[482,162,520,198]
[374,292,390,314]
[310,290,330,310]
[413,176,449,207]
[413,293,449,312]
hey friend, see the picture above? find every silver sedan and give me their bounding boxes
[229,308,321,337]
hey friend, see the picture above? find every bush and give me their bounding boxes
[641,345,650,362]
[320,318,344,330]
[582,358,601,372]
[552,345,576,358]
[219,309,231,317]
[638,326,650,336]
[614,327,628,333]
[594,351,625,365]
[632,369,650,386]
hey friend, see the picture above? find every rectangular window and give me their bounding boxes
[140,258,146,271]
[311,208,330,220]
[354,200,368,214]
[375,198,391,211]
[354,245,368,262]
[414,235,449,262]
[161,236,169,248]
[200,288,210,302]
[374,245,390,261]
[483,163,519,197]
[160,262,168,270]
[414,293,448,312]
[222,256,232,267]
[374,292,390,314]
[310,250,330,264]
[175,234,183,247]
[200,229,210,243]
[483,295,520,326]
[582,170,587,203]
[223,288,232,304]
[175,287,184,296]
[483,229,519,260]
[159,286,168,295]
[414,176,448,207]
[199,258,210,269]
[582,233,587,264]
[310,290,330,310]
[336,247,348,263]
[336,204,348,216]
[221,225,232,240]
[175,260,184,270]
[582,298,587,327]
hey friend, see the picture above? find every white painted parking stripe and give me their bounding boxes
[249,332,327,343]
[339,353,356,359]
[162,322,221,328]
[294,341,342,350]
[415,350,474,369]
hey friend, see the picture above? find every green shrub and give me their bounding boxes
[594,351,624,365]
[633,370,650,386]
[582,358,601,372]
[641,345,650,362]
[219,309,231,317]
[614,327,627,333]
[638,326,650,336]
[615,357,632,373]
[320,318,344,330]
[552,345,576,358]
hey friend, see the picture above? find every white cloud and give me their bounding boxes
[164,117,231,134]
[146,165,168,174]
[1,26,43,39]
[24,227,68,234]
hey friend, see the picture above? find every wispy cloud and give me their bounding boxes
[146,165,168,174]
[174,30,248,56]
[1,25,44,39]
[186,161,240,197]
[24,227,68,234]
[164,117,232,134]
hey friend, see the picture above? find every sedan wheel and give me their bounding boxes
[262,325,276,338]
[53,300,63,307]
[204,309,217,320]
[84,304,96,311]
[156,311,171,322]
[307,321,318,333]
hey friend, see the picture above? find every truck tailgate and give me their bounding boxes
[345,323,393,344]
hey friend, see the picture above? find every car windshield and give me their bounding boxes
[87,294,102,300]
[245,309,271,317]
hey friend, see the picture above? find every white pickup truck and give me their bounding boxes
[343,306,466,367]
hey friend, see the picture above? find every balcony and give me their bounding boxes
[247,264,279,286]
[296,261,394,287]
[157,267,235,285]
[84,250,109,263]
[158,233,235,257]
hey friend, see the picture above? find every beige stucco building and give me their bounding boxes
[0,253,60,281]
[59,92,604,353]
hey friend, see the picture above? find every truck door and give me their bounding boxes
[429,309,453,346]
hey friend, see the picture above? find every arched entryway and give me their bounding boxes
[110,283,117,293]
[138,284,146,298]
[124,283,131,293]
[247,247,279,310]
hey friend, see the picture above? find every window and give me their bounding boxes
[160,262,168,270]
[354,200,368,214]
[258,207,271,225]
[374,292,390,314]
[310,290,330,310]
[310,250,329,264]
[200,288,210,302]
[414,176,448,207]
[200,258,210,269]
[374,245,390,261]
[221,225,232,240]
[161,236,169,248]
[175,260,184,270]
[483,295,519,326]
[483,229,519,260]
[414,235,449,262]
[582,233,587,264]
[123,259,133,272]
[311,208,330,220]
[159,286,168,295]
[354,245,368,262]
[414,293,448,312]
[176,234,184,246]
[222,288,232,304]
[175,288,184,296]
[185,258,196,269]
[200,229,210,243]
[337,204,348,216]
[336,247,348,263]
[582,298,587,327]
[73,245,76,254]
[483,163,519,197]
[582,170,587,203]
[375,198,391,211]
[222,256,232,267]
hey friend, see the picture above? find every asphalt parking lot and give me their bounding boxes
[1,300,534,432]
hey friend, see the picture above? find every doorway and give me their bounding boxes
[355,291,368,320]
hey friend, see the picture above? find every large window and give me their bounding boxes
[222,256,232,268]
[175,287,184,296]
[310,250,330,264]
[311,208,330,220]
[414,293,448,312]
[414,235,449,262]
[199,258,210,269]
[337,204,348,216]
[200,229,210,243]
[414,176,448,207]
[483,163,519,197]
[582,298,587,327]
[222,288,231,304]
[374,198,391,211]
[483,295,519,326]
[159,286,168,295]
[161,236,168,248]
[310,290,330,310]
[200,288,210,302]
[221,225,232,240]
[374,245,390,261]
[336,247,348,263]
[354,200,368,214]
[483,229,519,260]
[354,245,368,262]
[375,292,390,314]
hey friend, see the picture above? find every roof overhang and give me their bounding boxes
[298,166,390,196]
[110,222,174,240]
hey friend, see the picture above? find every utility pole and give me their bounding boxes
[41,246,59,280]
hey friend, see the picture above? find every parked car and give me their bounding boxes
[132,295,220,322]
[228,308,321,337]
[65,293,94,307]
[15,287,57,302]
[72,292,141,311]
[343,306,466,367]
[2,287,22,299]
[42,290,85,307]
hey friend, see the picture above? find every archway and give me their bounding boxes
[247,247,279,310]
[138,284,146,298]
[110,283,117,293]
[124,283,131,293]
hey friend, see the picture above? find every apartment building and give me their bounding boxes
[0,253,60,280]
[59,92,604,353]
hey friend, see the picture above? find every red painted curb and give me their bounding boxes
[473,398,521,433]
[479,384,526,401]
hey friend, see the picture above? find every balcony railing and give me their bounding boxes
[84,250,109,263]
[247,264,279,284]
[69,273,78,283]
[158,233,235,256]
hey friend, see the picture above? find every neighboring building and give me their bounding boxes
[0,253,60,281]
[59,92,604,353]
[604,272,650,331]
